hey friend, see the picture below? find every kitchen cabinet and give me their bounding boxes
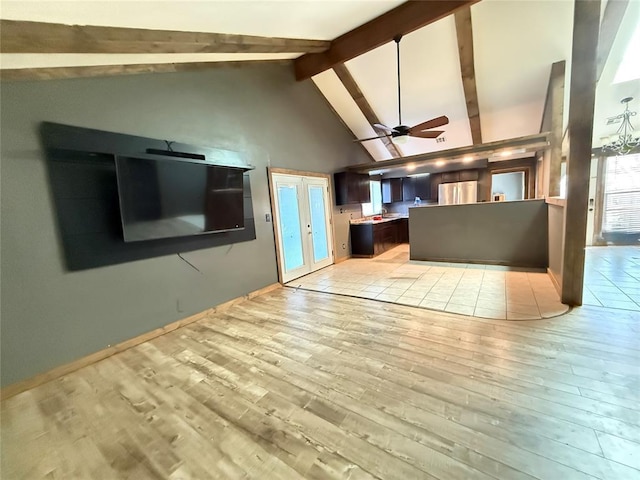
[441,171,460,183]
[414,176,431,201]
[402,176,430,201]
[399,218,409,243]
[334,172,370,205]
[382,178,403,203]
[459,169,479,181]
[402,177,415,201]
[350,218,408,257]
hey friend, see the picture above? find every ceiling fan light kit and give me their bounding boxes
[355,34,449,145]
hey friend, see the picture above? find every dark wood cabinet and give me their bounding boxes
[430,173,442,200]
[350,218,408,257]
[402,176,430,201]
[402,177,415,201]
[381,178,403,203]
[398,218,409,243]
[414,176,431,201]
[334,172,371,205]
[441,171,460,183]
[430,169,478,201]
[459,169,479,181]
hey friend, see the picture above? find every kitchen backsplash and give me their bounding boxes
[386,200,436,215]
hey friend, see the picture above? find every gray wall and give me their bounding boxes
[0,64,370,386]
[548,203,565,289]
[409,199,548,268]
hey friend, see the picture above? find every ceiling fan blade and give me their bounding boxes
[353,134,392,143]
[410,115,450,132]
[373,123,396,132]
[410,130,445,139]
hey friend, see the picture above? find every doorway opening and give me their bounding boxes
[268,169,335,283]
[491,171,525,201]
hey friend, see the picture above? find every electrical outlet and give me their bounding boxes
[342,243,346,250]
[265,213,271,222]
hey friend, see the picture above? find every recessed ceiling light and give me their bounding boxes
[436,160,445,167]
[462,156,474,163]
[406,163,416,171]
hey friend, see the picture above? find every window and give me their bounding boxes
[361,180,382,216]
[603,153,640,233]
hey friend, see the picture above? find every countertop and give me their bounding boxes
[408,199,543,209]
[350,215,408,225]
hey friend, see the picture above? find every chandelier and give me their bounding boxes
[601,97,640,155]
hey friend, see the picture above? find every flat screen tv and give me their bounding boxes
[115,155,245,242]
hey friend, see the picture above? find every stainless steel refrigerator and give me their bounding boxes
[438,181,478,205]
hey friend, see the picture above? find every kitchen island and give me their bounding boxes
[409,199,548,268]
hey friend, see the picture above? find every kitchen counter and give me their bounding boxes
[350,215,408,225]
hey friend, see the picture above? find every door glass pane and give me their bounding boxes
[309,185,329,262]
[277,185,304,271]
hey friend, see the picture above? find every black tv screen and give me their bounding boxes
[115,156,245,242]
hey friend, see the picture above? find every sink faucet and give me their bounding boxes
[381,207,388,215]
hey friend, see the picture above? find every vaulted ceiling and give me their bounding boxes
[2,0,638,162]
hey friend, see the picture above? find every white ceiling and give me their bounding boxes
[2,0,639,160]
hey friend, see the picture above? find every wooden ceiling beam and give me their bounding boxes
[0,60,292,82]
[348,132,550,173]
[454,6,482,145]
[596,0,629,82]
[294,0,481,81]
[539,61,566,197]
[0,20,330,54]
[332,64,402,159]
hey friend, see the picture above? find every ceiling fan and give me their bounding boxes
[355,34,449,145]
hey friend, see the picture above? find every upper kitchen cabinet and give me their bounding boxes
[403,176,431,201]
[441,170,479,183]
[459,170,479,182]
[334,172,371,205]
[382,178,403,204]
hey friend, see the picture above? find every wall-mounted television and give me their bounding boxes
[115,155,245,242]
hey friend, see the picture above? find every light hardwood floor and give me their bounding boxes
[2,288,639,479]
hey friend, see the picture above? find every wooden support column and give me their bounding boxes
[540,61,566,197]
[454,7,482,145]
[332,64,401,158]
[561,0,600,306]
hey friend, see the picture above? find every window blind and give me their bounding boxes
[603,154,640,233]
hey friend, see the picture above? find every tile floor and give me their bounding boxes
[582,246,640,311]
[287,244,568,320]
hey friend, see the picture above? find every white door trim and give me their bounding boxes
[268,168,336,284]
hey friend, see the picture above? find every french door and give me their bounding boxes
[271,173,334,283]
